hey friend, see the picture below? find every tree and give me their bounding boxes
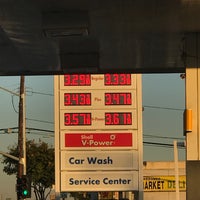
[1,140,55,200]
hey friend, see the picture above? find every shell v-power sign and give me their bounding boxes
[54,74,143,195]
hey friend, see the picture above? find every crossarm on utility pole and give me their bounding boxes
[0,150,19,161]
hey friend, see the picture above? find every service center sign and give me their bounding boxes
[61,171,139,191]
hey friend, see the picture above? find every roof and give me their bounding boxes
[0,0,200,75]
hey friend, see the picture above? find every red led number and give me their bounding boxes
[64,113,91,126]
[64,74,91,86]
[64,93,91,106]
[105,93,132,105]
[105,113,132,125]
[104,74,131,85]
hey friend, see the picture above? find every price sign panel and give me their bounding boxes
[60,74,136,90]
[59,90,136,109]
[63,74,91,86]
[104,74,132,85]
[59,110,137,130]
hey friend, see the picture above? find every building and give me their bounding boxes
[143,161,186,200]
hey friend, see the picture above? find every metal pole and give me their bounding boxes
[22,77,26,175]
[174,140,180,200]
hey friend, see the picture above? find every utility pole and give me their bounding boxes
[0,79,26,200]
[18,76,26,200]
[174,140,180,200]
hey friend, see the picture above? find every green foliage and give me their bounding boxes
[2,143,19,175]
[1,140,55,200]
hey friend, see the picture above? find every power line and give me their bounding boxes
[26,127,54,133]
[143,105,184,111]
[26,118,53,124]
[143,141,185,149]
[0,127,54,134]
[31,91,53,96]
[144,134,185,141]
[11,95,18,113]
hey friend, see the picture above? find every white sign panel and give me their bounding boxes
[61,150,138,170]
[54,74,143,194]
[61,171,139,191]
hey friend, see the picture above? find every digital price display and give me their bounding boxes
[60,90,136,109]
[64,113,91,126]
[105,93,132,105]
[64,93,91,106]
[105,112,132,125]
[64,74,91,86]
[60,110,137,130]
[104,74,131,85]
[60,74,136,89]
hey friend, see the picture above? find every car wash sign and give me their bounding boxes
[54,74,143,192]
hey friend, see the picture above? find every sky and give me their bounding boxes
[142,73,185,161]
[0,74,185,199]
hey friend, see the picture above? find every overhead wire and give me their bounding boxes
[26,118,53,124]
[143,133,185,141]
[143,141,185,149]
[143,105,184,111]
[31,91,53,96]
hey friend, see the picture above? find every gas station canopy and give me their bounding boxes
[0,0,200,75]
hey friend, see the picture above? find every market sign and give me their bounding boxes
[143,176,186,192]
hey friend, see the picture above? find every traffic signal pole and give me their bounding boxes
[0,77,27,200]
[18,76,26,199]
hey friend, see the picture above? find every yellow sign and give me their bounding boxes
[143,176,186,192]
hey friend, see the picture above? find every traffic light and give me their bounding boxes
[16,177,22,199]
[16,175,31,199]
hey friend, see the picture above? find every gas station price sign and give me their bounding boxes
[64,93,91,106]
[60,110,137,130]
[104,74,131,85]
[105,93,132,105]
[54,74,142,193]
[64,113,91,126]
[60,74,136,89]
[64,74,91,86]
[105,112,132,125]
[60,90,136,109]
